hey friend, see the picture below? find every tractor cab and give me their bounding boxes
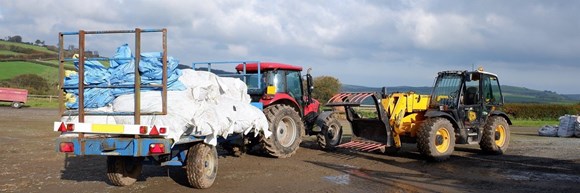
[234,62,318,117]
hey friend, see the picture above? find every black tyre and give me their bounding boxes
[417,118,456,162]
[186,143,218,189]
[317,115,343,151]
[261,104,304,158]
[106,156,143,186]
[480,116,510,155]
[11,102,23,108]
[382,146,401,155]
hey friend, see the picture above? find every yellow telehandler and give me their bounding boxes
[322,68,511,161]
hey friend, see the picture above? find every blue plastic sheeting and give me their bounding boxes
[74,60,110,85]
[64,44,186,109]
[108,44,135,85]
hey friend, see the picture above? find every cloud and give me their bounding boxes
[1,0,579,94]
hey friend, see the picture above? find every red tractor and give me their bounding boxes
[193,61,342,158]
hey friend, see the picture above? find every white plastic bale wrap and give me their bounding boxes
[110,69,270,145]
[557,115,577,138]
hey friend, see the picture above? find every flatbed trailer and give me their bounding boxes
[54,28,217,188]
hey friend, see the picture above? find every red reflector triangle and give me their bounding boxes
[58,122,67,132]
[149,126,159,135]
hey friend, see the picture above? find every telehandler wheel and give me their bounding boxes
[317,115,343,151]
[186,143,218,189]
[480,116,510,155]
[106,156,143,186]
[417,118,456,162]
[260,104,304,158]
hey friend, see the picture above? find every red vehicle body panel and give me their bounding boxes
[260,93,320,116]
[235,62,303,72]
[0,87,28,103]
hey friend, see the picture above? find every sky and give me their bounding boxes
[1,0,579,94]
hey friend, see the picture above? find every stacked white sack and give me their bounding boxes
[111,69,270,145]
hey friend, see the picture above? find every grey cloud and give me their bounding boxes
[1,0,578,94]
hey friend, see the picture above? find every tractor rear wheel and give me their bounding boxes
[317,115,343,151]
[417,117,455,162]
[106,156,143,186]
[480,116,510,154]
[186,143,218,189]
[261,104,304,158]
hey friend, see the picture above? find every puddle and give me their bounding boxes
[323,164,373,185]
[505,170,580,182]
[324,174,350,185]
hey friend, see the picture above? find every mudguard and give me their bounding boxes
[312,111,335,132]
[490,110,512,125]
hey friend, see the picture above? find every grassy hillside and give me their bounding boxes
[342,84,578,104]
[0,61,59,81]
[0,41,55,55]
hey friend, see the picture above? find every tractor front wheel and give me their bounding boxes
[417,117,456,162]
[261,104,304,158]
[480,116,510,154]
[106,156,143,186]
[317,115,343,151]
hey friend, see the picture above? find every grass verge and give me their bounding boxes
[511,119,559,127]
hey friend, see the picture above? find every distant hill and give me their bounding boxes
[341,84,578,104]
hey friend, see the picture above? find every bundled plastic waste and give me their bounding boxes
[557,114,578,138]
[538,125,558,137]
[61,45,270,145]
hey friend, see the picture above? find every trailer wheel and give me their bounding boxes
[106,156,143,186]
[11,102,23,108]
[317,116,343,151]
[417,117,455,162]
[480,116,510,155]
[260,104,304,158]
[186,143,218,189]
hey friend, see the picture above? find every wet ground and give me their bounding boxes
[1,107,579,193]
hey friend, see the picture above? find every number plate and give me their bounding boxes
[92,124,124,133]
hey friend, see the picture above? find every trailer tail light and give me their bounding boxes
[159,127,167,134]
[59,142,74,153]
[66,123,75,131]
[149,126,159,136]
[149,143,165,154]
[139,126,148,134]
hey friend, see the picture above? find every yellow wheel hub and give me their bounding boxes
[495,125,506,147]
[435,127,450,153]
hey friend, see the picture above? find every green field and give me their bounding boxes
[0,61,59,81]
[0,41,55,54]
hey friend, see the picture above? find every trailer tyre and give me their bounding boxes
[11,102,23,108]
[261,104,304,158]
[186,143,218,189]
[106,156,143,186]
[317,116,343,151]
[480,116,510,155]
[417,117,455,162]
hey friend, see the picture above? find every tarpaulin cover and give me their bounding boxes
[64,44,185,108]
